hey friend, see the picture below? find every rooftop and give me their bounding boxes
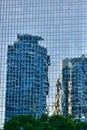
[17,34,44,41]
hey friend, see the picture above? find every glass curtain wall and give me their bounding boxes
[0,0,87,129]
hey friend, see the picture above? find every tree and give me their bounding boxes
[4,114,87,130]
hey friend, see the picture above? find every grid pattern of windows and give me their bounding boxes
[5,34,50,121]
[0,0,87,129]
[56,56,87,119]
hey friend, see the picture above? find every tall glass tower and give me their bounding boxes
[5,34,50,121]
[56,55,87,120]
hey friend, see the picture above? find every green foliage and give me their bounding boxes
[4,114,87,130]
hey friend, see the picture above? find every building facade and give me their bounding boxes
[5,34,50,121]
[56,55,87,120]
